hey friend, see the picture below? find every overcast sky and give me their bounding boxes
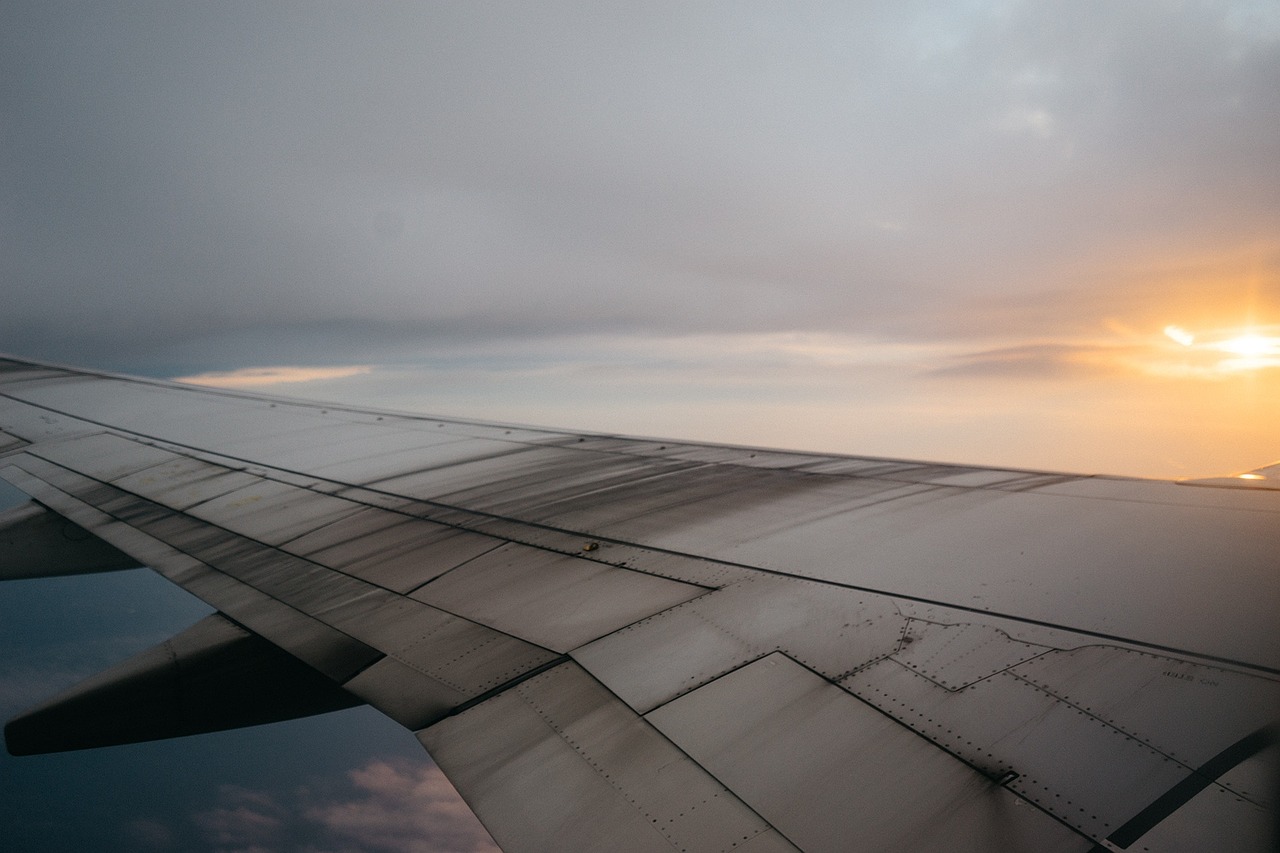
[3,1,1279,479]
[4,0,1276,352]
[2,2,1279,850]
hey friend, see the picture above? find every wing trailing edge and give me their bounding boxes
[5,612,362,755]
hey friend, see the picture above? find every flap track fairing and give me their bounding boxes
[5,612,363,755]
[0,500,139,580]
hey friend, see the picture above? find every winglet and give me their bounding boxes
[5,613,362,755]
[1178,461,1280,491]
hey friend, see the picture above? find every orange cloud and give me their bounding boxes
[172,366,373,388]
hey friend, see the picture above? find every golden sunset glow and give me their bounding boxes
[173,366,373,388]
[1213,334,1278,358]
[1156,324,1280,375]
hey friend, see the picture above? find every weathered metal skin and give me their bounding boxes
[0,354,1276,852]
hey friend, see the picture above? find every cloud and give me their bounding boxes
[173,366,373,388]
[189,758,497,853]
[928,327,1280,382]
[192,786,286,851]
[1,3,1276,369]
[124,818,177,850]
[927,342,1121,380]
[2,3,1279,484]
[304,759,499,853]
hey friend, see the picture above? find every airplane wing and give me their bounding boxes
[1,354,1276,852]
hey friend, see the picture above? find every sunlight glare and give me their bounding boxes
[1155,324,1280,375]
[1213,334,1278,358]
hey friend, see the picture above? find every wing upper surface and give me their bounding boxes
[1,355,1276,852]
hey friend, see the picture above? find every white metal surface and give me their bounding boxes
[306,434,479,483]
[333,595,560,729]
[575,574,905,713]
[1125,779,1274,852]
[289,513,505,592]
[646,653,1088,852]
[420,661,800,853]
[212,423,442,470]
[0,398,95,443]
[611,480,1280,670]
[371,444,628,501]
[892,620,1049,689]
[412,542,707,651]
[841,657,1270,845]
[0,429,26,454]
[112,455,263,510]
[30,431,178,481]
[183,479,364,545]
[1013,645,1280,769]
[322,591,558,697]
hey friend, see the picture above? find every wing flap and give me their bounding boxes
[646,653,1088,852]
[419,659,801,853]
[0,428,28,455]
[0,459,561,701]
[282,510,504,593]
[571,566,1279,849]
[0,440,707,736]
[1014,645,1280,772]
[410,542,708,653]
[1,461,387,681]
[574,574,906,714]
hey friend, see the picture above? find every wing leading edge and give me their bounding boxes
[0,355,1276,852]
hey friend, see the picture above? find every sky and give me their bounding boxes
[1,1,1278,851]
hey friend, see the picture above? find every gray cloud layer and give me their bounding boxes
[2,2,1277,368]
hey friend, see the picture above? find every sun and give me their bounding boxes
[1161,324,1280,373]
[1213,334,1278,359]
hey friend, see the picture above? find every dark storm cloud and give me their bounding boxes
[1,2,1277,367]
